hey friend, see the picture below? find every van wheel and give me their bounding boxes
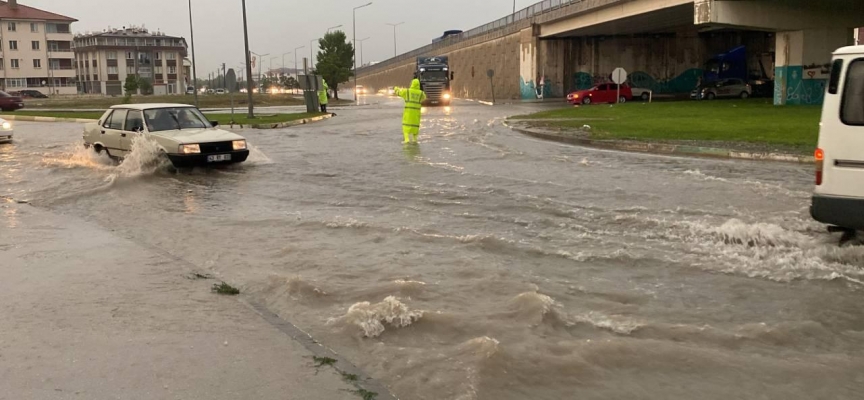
[706,92,716,100]
[641,92,649,101]
[740,91,750,99]
[619,96,627,104]
[582,97,592,105]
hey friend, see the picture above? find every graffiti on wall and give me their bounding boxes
[572,69,704,94]
[774,66,826,105]
[520,75,563,100]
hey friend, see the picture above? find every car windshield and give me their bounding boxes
[0,91,11,97]
[143,107,210,132]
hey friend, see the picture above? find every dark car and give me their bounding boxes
[690,78,752,100]
[17,89,48,99]
[0,91,24,111]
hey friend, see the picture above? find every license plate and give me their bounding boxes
[207,154,231,162]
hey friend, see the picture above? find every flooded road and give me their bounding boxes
[2,98,863,399]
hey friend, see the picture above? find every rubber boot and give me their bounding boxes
[412,132,419,143]
[403,131,411,144]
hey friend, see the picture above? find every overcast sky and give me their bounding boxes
[27,0,535,74]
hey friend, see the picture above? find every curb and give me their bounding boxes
[2,114,97,123]
[503,121,814,164]
[243,113,333,129]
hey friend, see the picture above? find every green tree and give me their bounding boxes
[315,31,354,100]
[123,75,139,96]
[138,78,153,95]
[279,75,298,90]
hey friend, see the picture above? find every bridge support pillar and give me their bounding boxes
[774,28,853,105]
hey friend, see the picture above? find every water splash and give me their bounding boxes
[105,135,170,183]
[328,296,424,338]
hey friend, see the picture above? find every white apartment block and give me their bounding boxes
[73,26,188,96]
[0,0,76,95]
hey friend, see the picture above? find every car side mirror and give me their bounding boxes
[210,121,219,127]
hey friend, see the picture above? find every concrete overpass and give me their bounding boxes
[355,0,864,105]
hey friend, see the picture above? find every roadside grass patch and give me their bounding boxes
[509,99,820,151]
[341,372,359,382]
[312,355,337,368]
[211,282,240,295]
[348,388,378,400]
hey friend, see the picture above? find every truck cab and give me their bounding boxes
[415,56,454,106]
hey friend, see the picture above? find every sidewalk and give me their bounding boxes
[0,202,361,400]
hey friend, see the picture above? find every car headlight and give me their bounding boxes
[2,122,10,130]
[179,144,201,154]
[232,140,247,151]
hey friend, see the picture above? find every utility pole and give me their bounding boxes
[241,0,254,118]
[188,0,199,106]
[353,2,372,104]
[386,22,403,58]
[222,63,226,90]
[294,45,305,89]
[310,38,320,71]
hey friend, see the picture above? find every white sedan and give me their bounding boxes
[0,118,12,142]
[82,104,249,168]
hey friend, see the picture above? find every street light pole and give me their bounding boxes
[251,51,269,92]
[310,38,320,71]
[513,0,516,14]
[187,0,199,106]
[386,22,404,58]
[327,24,343,33]
[241,0,254,118]
[355,37,370,67]
[353,2,372,104]
[294,45,305,79]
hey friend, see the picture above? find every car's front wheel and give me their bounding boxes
[582,97,592,105]
[641,92,650,101]
[740,91,750,99]
[706,92,716,100]
[619,96,627,104]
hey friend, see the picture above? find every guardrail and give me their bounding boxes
[358,0,584,74]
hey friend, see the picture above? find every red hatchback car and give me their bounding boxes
[567,83,633,105]
[0,91,24,111]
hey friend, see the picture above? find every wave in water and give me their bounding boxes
[328,296,424,338]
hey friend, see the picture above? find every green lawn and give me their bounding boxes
[510,99,821,150]
[2,110,325,126]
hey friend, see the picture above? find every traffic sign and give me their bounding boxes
[611,67,628,84]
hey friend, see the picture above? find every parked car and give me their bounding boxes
[185,87,196,95]
[17,89,48,99]
[630,87,653,101]
[0,91,24,111]
[215,88,227,95]
[690,78,752,100]
[0,118,12,142]
[811,44,864,244]
[567,83,633,105]
[355,85,368,95]
[82,104,249,168]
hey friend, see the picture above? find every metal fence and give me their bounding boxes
[359,0,584,73]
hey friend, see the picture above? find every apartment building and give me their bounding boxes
[73,26,188,96]
[0,0,77,95]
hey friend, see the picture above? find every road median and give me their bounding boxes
[1,111,333,130]
[507,99,818,163]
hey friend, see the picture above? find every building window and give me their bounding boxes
[168,66,176,74]
[107,51,117,60]
[107,66,118,74]
[10,59,19,69]
[125,51,134,60]
[33,59,41,69]
[0,59,4,70]
[7,22,15,32]
[92,60,97,67]
[6,78,26,87]
[8,41,17,51]
[155,52,161,60]
[154,66,163,74]
[30,23,38,33]
[126,66,135,74]
[45,23,70,34]
[31,41,39,50]
[166,52,177,61]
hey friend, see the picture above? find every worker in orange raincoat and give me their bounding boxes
[395,79,426,144]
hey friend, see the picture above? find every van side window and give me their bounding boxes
[841,59,864,126]
[108,109,127,130]
[828,59,843,95]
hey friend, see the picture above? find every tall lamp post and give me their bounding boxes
[386,22,404,58]
[241,0,254,118]
[353,2,372,104]
[187,0,199,106]
[251,51,269,93]
[310,38,321,71]
[355,37,370,67]
[327,24,343,33]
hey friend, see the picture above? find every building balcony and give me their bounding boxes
[48,68,76,77]
[47,50,74,59]
[46,32,73,41]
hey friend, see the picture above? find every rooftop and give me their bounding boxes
[0,1,77,22]
[76,25,182,40]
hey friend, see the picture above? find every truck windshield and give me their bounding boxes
[421,70,449,81]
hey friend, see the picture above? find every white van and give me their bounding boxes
[812,45,864,241]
